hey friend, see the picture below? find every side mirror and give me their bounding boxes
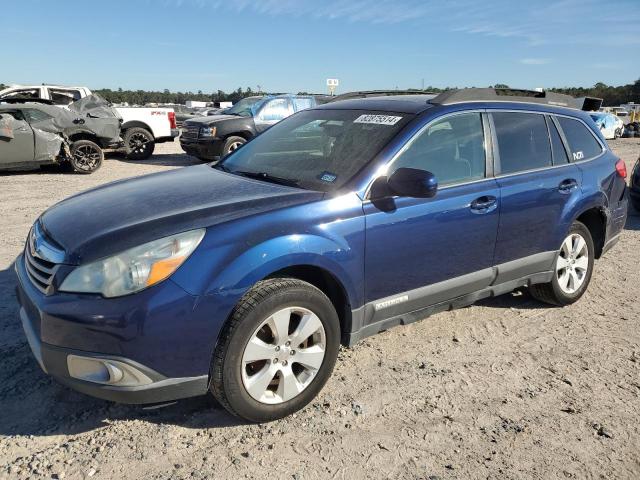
[387,168,438,198]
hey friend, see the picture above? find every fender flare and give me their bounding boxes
[207,236,359,304]
[121,121,154,139]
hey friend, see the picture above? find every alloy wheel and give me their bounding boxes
[241,306,326,404]
[129,132,151,154]
[228,141,243,152]
[556,233,589,294]
[73,145,101,171]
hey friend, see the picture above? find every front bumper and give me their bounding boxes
[15,253,218,404]
[179,138,224,160]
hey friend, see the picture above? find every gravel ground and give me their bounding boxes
[1,138,639,480]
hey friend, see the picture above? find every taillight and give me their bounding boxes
[615,159,627,178]
[168,111,177,129]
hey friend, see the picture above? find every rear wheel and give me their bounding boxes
[210,278,340,423]
[124,127,155,160]
[69,140,103,174]
[530,222,594,306]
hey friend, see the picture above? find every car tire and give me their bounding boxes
[123,127,155,160]
[222,136,246,157]
[210,278,340,423]
[632,197,640,212]
[69,140,103,174]
[530,221,594,306]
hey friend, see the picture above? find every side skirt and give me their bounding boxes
[346,270,554,347]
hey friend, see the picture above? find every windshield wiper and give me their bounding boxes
[212,163,231,172]
[233,170,301,188]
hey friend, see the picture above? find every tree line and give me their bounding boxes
[1,80,638,107]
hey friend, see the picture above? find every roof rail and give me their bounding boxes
[429,88,577,109]
[327,90,436,103]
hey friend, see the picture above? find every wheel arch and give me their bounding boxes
[575,206,607,259]
[121,121,154,138]
[265,264,353,346]
[225,130,254,141]
[67,130,100,144]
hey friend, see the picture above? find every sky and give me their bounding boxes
[2,0,639,94]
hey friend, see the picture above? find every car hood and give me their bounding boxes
[185,114,248,125]
[40,164,323,264]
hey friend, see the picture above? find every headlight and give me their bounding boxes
[199,125,216,137]
[60,229,205,298]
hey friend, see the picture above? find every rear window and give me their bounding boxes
[556,116,603,161]
[493,112,552,175]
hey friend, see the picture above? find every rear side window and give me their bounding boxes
[547,117,569,165]
[49,88,82,106]
[556,116,603,161]
[493,112,552,175]
[23,109,53,123]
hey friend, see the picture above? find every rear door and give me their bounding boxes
[0,111,35,166]
[491,111,582,277]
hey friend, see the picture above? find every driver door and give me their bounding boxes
[0,112,35,167]
[363,111,499,323]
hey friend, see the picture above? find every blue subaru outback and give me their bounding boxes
[16,88,628,422]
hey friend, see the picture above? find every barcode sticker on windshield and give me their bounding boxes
[354,115,403,126]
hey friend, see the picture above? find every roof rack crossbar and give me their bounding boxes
[429,88,577,109]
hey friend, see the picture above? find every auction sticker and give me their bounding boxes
[354,114,403,126]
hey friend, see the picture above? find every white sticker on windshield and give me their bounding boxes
[354,114,403,126]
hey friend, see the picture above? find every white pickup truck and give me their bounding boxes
[0,85,179,159]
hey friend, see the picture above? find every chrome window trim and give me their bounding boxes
[490,109,606,179]
[552,113,607,159]
[363,107,608,200]
[364,109,489,200]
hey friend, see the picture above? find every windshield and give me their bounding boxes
[219,109,412,192]
[225,97,264,117]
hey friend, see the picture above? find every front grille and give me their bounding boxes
[24,246,58,294]
[23,222,65,295]
[181,124,200,140]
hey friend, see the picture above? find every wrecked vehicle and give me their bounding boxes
[0,95,121,173]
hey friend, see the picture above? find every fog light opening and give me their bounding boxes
[67,355,153,387]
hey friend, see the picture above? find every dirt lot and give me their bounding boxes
[0,139,639,480]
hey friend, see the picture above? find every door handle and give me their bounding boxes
[558,179,578,194]
[470,195,497,214]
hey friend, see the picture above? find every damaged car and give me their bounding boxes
[0,94,121,173]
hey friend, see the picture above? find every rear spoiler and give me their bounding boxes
[575,96,603,112]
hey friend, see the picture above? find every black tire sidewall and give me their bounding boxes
[549,222,595,305]
[124,127,155,160]
[70,140,103,174]
[218,283,340,422]
[222,136,246,157]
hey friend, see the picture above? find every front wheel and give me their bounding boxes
[124,127,155,160]
[222,136,246,157]
[210,278,340,423]
[530,221,594,306]
[69,140,103,174]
